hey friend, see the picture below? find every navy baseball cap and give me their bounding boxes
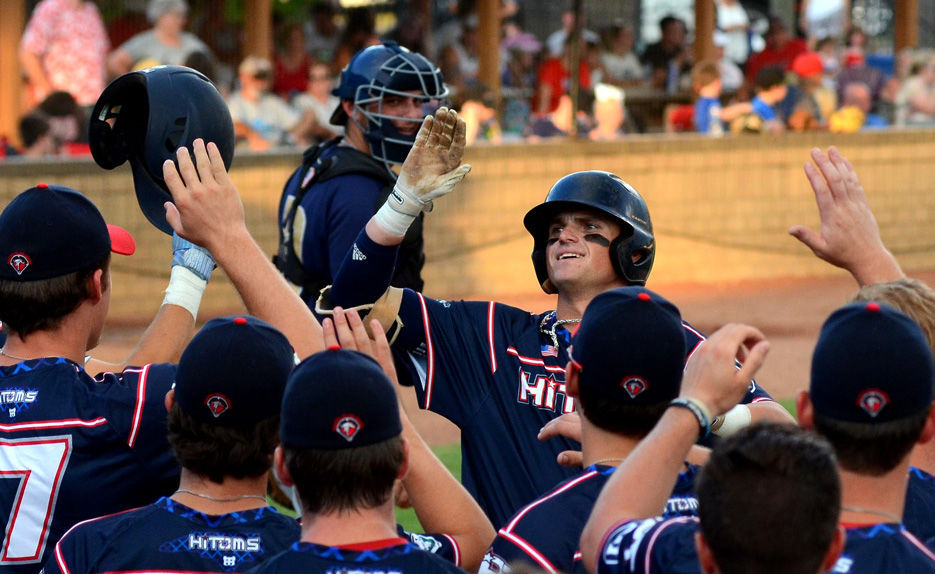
[571,286,686,405]
[174,316,295,425]
[280,349,402,450]
[0,184,135,281]
[811,301,935,423]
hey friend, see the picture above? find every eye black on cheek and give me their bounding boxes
[583,234,611,247]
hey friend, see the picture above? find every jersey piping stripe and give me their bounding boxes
[903,530,935,561]
[503,470,598,532]
[498,530,558,573]
[505,348,565,373]
[417,294,436,410]
[0,418,107,432]
[487,301,497,374]
[126,364,151,448]
[442,533,461,567]
[643,516,697,573]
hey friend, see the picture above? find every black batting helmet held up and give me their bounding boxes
[523,171,655,294]
[89,65,234,234]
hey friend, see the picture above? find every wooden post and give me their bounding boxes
[244,0,272,60]
[477,0,501,107]
[0,0,26,147]
[694,0,716,65]
[894,0,919,53]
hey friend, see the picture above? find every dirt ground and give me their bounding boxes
[96,271,935,446]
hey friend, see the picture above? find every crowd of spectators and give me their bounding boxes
[5,0,935,158]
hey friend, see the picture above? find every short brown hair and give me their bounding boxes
[692,60,720,89]
[283,435,404,515]
[0,255,109,338]
[166,402,279,484]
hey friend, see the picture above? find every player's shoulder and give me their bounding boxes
[600,516,699,574]
[503,467,607,533]
[58,502,158,549]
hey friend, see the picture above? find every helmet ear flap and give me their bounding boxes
[530,246,557,294]
[89,77,148,170]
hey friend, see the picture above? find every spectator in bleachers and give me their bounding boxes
[19,0,109,109]
[713,31,744,93]
[846,25,868,52]
[37,91,88,154]
[896,54,935,127]
[745,16,807,91]
[598,22,643,88]
[692,60,751,135]
[750,65,788,134]
[815,37,841,91]
[332,7,380,73]
[588,83,626,140]
[305,2,341,63]
[829,82,888,132]
[17,112,55,157]
[716,0,751,67]
[292,61,343,142]
[228,56,314,151]
[273,23,312,100]
[800,0,850,46]
[533,36,591,117]
[460,83,502,146]
[878,47,917,124]
[641,15,690,91]
[788,51,837,131]
[500,31,540,138]
[108,0,211,77]
[546,10,598,59]
[836,48,885,106]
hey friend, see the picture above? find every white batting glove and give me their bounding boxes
[374,107,471,237]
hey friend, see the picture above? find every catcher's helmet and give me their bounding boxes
[89,65,234,234]
[330,42,447,172]
[523,171,655,294]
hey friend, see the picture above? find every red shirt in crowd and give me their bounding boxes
[745,38,808,85]
[533,57,591,115]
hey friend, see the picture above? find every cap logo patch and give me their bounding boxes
[9,253,30,275]
[334,414,363,442]
[205,394,231,418]
[857,389,889,418]
[622,377,648,398]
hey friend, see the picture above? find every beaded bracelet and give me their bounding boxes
[668,397,712,439]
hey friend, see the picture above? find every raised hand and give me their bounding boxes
[789,147,903,285]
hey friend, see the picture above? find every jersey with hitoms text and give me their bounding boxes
[0,358,180,574]
[395,293,773,528]
[481,463,699,574]
[246,538,466,573]
[41,497,300,574]
[831,523,935,573]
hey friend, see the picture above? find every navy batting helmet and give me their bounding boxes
[331,42,447,172]
[523,171,655,294]
[89,65,234,234]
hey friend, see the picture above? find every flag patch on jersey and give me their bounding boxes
[334,414,363,442]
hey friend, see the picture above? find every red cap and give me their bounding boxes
[792,52,823,78]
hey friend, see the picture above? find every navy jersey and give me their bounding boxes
[481,463,699,574]
[246,538,467,573]
[278,142,424,303]
[596,516,701,574]
[41,497,299,573]
[831,523,935,573]
[394,292,773,528]
[905,466,935,543]
[0,358,180,574]
[396,525,462,567]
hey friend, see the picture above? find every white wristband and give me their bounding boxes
[373,186,424,237]
[711,404,752,437]
[162,266,207,320]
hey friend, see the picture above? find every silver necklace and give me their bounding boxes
[841,505,902,523]
[540,311,581,349]
[0,347,32,361]
[174,488,268,504]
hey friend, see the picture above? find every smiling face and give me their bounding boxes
[545,209,624,293]
[367,90,432,137]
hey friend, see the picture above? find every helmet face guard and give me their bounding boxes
[333,43,447,172]
[524,171,655,294]
[90,65,235,234]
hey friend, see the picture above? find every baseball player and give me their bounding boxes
[480,287,700,574]
[0,69,326,572]
[323,108,791,527]
[41,316,301,574]
[275,41,448,303]
[248,349,467,574]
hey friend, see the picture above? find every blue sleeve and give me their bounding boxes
[694,98,713,133]
[752,97,778,121]
[483,510,579,573]
[331,230,401,309]
[597,517,700,574]
[41,520,99,574]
